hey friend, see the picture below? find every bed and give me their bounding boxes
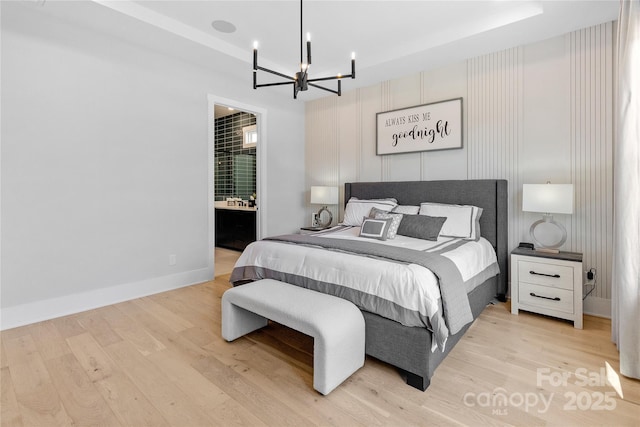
[229,179,508,390]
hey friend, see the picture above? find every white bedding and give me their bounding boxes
[317,226,497,287]
[231,225,499,351]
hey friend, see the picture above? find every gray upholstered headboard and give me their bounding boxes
[344,180,508,300]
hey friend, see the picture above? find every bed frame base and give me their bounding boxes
[339,180,508,391]
[347,180,509,391]
[403,370,430,391]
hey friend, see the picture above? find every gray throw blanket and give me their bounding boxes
[260,234,474,335]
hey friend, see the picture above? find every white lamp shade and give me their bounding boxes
[310,186,338,205]
[522,184,574,214]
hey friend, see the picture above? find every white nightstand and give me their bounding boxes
[510,248,583,329]
[299,226,331,235]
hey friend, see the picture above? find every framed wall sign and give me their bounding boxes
[376,98,463,155]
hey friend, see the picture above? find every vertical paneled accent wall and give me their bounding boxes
[467,47,524,252]
[305,96,339,223]
[569,22,614,300]
[305,22,614,315]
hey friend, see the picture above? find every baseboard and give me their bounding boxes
[583,296,611,319]
[0,267,212,331]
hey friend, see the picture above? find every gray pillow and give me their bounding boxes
[397,214,447,241]
[369,206,391,218]
[359,217,393,241]
[374,212,403,239]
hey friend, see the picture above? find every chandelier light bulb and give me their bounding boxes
[253,41,259,49]
[307,32,311,42]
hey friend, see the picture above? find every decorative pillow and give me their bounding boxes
[369,206,391,218]
[418,202,483,240]
[359,217,393,241]
[343,197,398,226]
[392,205,420,215]
[374,212,404,239]
[397,214,447,241]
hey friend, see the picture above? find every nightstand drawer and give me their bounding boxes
[517,260,574,290]
[519,282,574,314]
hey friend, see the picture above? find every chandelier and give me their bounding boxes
[252,0,355,99]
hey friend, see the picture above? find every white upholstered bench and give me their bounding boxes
[221,279,365,395]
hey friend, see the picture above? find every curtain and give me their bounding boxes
[612,0,640,380]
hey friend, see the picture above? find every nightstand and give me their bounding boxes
[510,247,583,329]
[299,226,331,235]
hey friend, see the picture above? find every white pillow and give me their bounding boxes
[343,197,398,226]
[418,202,483,240]
[391,205,420,215]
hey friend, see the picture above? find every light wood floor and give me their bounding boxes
[1,276,638,427]
[214,247,243,277]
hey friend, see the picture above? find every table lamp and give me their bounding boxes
[522,183,574,253]
[310,186,338,228]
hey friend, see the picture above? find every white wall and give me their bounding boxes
[0,1,306,329]
[305,23,614,318]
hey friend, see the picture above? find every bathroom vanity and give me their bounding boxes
[215,202,257,251]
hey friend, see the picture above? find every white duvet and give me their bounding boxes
[231,226,499,351]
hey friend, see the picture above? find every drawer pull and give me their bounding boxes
[530,292,561,301]
[529,270,560,278]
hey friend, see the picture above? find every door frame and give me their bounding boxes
[207,94,267,278]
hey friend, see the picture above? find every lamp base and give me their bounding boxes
[316,206,333,228]
[530,214,567,251]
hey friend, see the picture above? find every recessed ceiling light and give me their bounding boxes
[211,20,236,34]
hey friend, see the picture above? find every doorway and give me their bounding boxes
[208,95,266,279]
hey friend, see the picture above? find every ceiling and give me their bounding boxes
[41,1,620,101]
